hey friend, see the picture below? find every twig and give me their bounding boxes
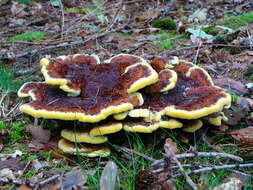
[167,43,252,54]
[15,67,40,77]
[193,42,202,64]
[60,172,64,190]
[36,174,61,186]
[108,0,123,29]
[120,146,157,162]
[2,29,116,60]
[152,151,243,170]
[172,163,253,178]
[152,164,193,174]
[181,152,243,162]
[59,0,65,40]
[202,133,223,152]
[164,142,198,190]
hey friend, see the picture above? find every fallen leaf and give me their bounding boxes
[214,77,248,96]
[213,174,245,190]
[43,183,60,190]
[219,124,229,132]
[63,169,89,190]
[100,161,118,190]
[11,1,27,17]
[190,34,202,45]
[224,106,246,126]
[0,158,25,170]
[18,185,33,190]
[187,28,213,39]
[26,124,51,143]
[229,127,253,144]
[28,141,45,152]
[161,179,177,190]
[164,138,179,157]
[32,160,49,171]
[0,150,23,159]
[137,10,158,22]
[188,8,207,23]
[236,97,251,111]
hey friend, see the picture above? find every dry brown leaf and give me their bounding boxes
[190,34,202,45]
[164,138,179,157]
[42,183,60,190]
[229,127,253,144]
[18,185,33,190]
[213,174,246,190]
[214,77,248,96]
[219,124,229,132]
[137,10,158,22]
[236,97,251,111]
[0,158,25,170]
[224,106,246,126]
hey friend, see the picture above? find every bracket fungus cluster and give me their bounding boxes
[18,54,231,157]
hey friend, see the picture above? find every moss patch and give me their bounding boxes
[219,12,253,29]
[8,31,46,42]
[152,18,177,30]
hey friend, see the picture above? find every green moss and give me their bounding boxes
[156,31,183,50]
[17,0,41,4]
[244,65,253,81]
[0,64,25,91]
[220,12,253,29]
[8,31,46,42]
[0,122,26,143]
[9,123,26,142]
[67,7,87,14]
[23,170,37,179]
[159,40,174,49]
[152,18,177,30]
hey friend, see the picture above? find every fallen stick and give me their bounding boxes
[164,141,198,190]
[152,152,243,168]
[172,163,253,178]
[2,29,116,60]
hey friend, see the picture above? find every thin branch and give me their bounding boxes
[152,152,243,168]
[59,0,65,40]
[164,143,198,190]
[202,133,223,152]
[172,163,253,178]
[2,29,116,60]
[37,174,61,186]
[120,146,157,162]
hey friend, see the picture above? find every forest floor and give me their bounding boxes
[0,0,253,189]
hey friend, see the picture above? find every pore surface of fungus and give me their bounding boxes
[58,139,110,157]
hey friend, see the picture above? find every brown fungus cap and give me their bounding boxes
[40,54,158,96]
[18,82,143,123]
[145,69,177,93]
[58,138,110,157]
[129,57,231,120]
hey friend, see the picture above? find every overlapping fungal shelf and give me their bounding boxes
[18,54,231,157]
